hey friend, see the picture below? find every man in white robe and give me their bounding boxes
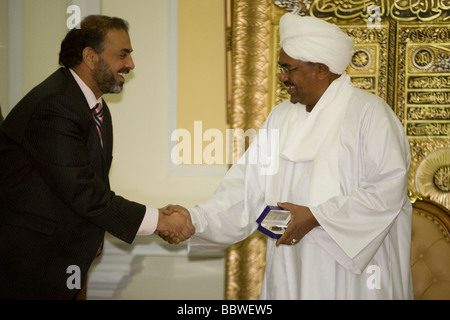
[163,13,413,300]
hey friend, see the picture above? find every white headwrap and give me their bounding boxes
[279,13,354,74]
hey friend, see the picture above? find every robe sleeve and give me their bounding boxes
[309,98,412,273]
[188,128,269,253]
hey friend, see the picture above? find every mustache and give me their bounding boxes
[118,68,131,74]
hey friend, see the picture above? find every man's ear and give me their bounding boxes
[82,47,99,70]
[315,63,331,80]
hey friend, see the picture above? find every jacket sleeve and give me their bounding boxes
[22,95,145,244]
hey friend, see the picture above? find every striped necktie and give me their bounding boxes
[92,102,104,147]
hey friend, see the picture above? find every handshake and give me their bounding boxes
[155,205,195,244]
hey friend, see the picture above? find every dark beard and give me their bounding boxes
[93,58,125,94]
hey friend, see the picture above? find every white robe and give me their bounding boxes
[187,80,413,300]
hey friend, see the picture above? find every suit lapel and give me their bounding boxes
[100,100,113,183]
[65,68,111,183]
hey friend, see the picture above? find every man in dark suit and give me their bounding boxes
[0,15,194,299]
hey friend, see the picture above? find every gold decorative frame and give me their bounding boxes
[225,0,450,300]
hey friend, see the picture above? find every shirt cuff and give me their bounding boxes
[136,206,159,235]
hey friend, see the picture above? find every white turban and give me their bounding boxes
[279,13,354,75]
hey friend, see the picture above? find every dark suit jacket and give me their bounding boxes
[0,68,146,299]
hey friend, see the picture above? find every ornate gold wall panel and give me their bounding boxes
[225,0,450,300]
[396,24,450,208]
[224,0,272,300]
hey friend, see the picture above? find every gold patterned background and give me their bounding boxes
[225,0,450,300]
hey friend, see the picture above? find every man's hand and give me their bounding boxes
[155,205,195,244]
[275,202,319,247]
